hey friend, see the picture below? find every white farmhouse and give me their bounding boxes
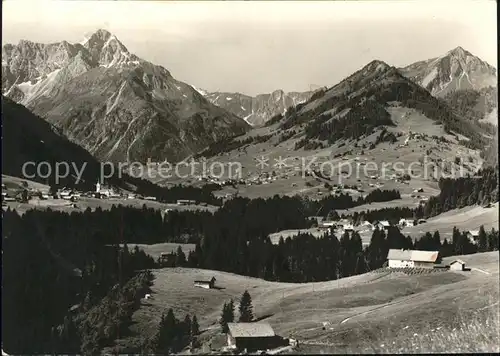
[386,249,439,268]
[398,218,414,228]
[449,259,467,271]
[377,220,391,230]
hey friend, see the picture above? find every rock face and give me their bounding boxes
[399,46,497,97]
[200,89,316,126]
[2,29,250,163]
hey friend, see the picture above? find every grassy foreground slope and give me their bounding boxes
[122,251,498,353]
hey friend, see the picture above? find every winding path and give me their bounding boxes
[470,267,491,275]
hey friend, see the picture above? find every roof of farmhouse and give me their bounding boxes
[387,249,439,263]
[227,322,275,338]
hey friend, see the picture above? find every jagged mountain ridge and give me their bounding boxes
[2,29,250,164]
[399,46,497,97]
[199,89,316,126]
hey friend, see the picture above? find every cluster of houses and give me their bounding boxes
[1,180,159,206]
[314,217,427,234]
[398,130,425,148]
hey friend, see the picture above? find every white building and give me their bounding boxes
[319,221,336,229]
[360,221,374,230]
[342,224,354,232]
[467,230,480,244]
[387,249,439,268]
[449,259,466,271]
[377,220,391,230]
[399,218,414,228]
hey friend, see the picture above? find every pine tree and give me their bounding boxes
[478,225,488,252]
[220,302,229,333]
[238,290,254,322]
[228,299,235,323]
[183,315,192,342]
[339,231,351,277]
[175,246,186,267]
[191,315,200,336]
[489,229,499,251]
[157,308,177,353]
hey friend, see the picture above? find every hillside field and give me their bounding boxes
[113,251,499,353]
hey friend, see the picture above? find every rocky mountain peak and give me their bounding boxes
[271,89,285,100]
[364,60,392,73]
[399,47,497,97]
[90,29,113,42]
[448,46,469,57]
[82,29,134,67]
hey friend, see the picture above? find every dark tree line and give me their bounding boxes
[344,165,499,223]
[124,177,223,206]
[421,165,498,218]
[294,101,395,149]
[341,206,416,225]
[310,189,401,216]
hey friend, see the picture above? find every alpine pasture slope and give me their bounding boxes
[125,251,498,353]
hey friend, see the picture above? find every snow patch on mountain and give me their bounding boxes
[191,85,209,96]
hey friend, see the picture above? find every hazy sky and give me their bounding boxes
[2,0,497,95]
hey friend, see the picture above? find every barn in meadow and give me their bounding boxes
[226,322,285,351]
[387,249,440,268]
[193,276,216,289]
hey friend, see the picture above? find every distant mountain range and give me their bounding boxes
[198,89,317,126]
[269,58,491,148]
[195,46,496,126]
[2,29,250,164]
[399,46,497,97]
[2,35,496,166]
